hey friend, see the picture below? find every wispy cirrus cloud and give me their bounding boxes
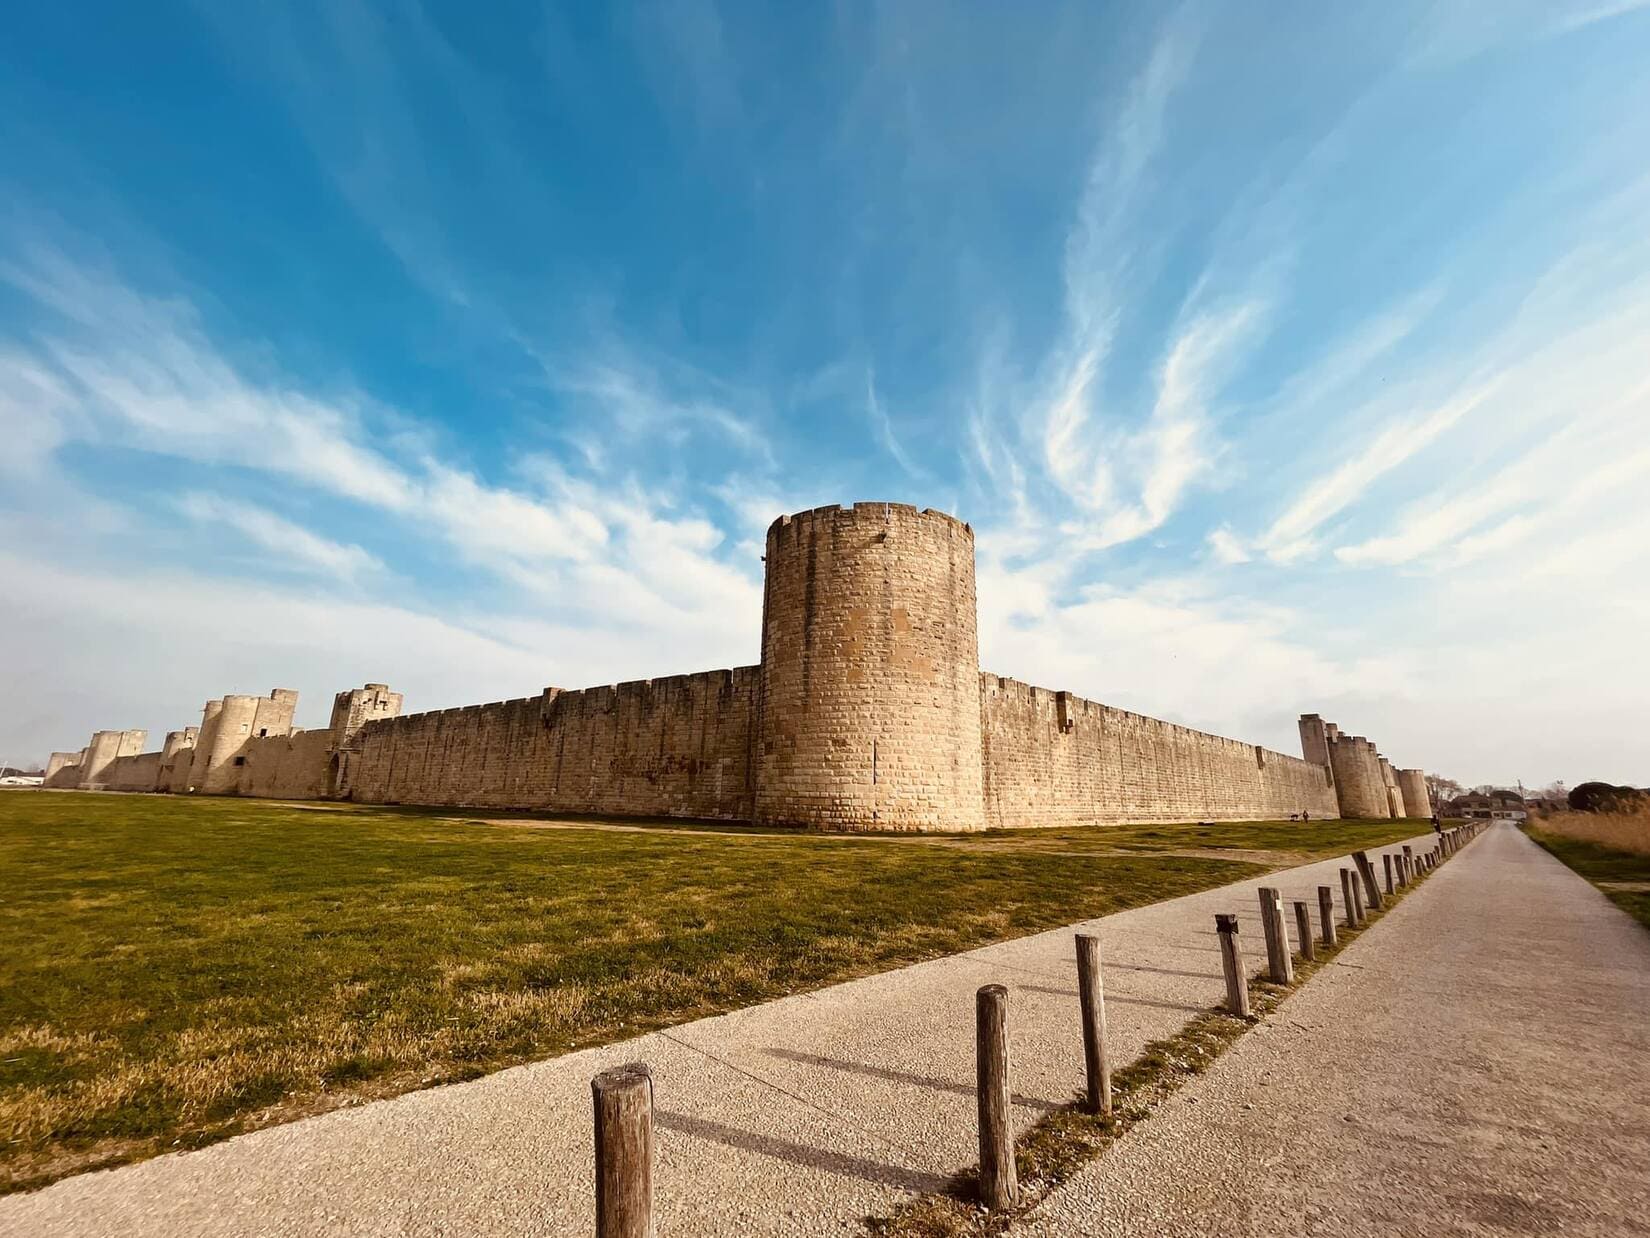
[1,245,762,651]
[176,493,384,582]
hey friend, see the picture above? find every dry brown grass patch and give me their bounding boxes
[1536,808,1650,856]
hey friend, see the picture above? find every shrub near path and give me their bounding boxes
[0,791,1420,1192]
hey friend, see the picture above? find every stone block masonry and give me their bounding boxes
[349,669,757,820]
[45,502,1435,830]
[755,504,983,831]
[983,679,1338,826]
[1397,767,1431,818]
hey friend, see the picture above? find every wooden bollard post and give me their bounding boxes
[1318,885,1337,946]
[1215,914,1248,1016]
[1383,853,1394,895]
[1350,872,1365,925]
[1259,887,1293,983]
[1074,934,1111,1117]
[1293,900,1315,962]
[1395,851,1407,888]
[1340,868,1358,928]
[593,1063,654,1238]
[976,984,1018,1211]
[1402,844,1413,882]
[1353,851,1383,910]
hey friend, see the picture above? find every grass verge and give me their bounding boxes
[866,834,1461,1235]
[0,792,1422,1193]
[1526,819,1650,933]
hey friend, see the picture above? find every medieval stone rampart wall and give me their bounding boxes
[980,676,1339,827]
[39,502,1436,830]
[44,751,83,788]
[235,728,338,800]
[80,729,146,789]
[348,667,759,819]
[98,751,163,792]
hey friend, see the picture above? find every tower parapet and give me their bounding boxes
[755,503,983,830]
[1298,714,1331,767]
[161,728,198,760]
[329,683,403,746]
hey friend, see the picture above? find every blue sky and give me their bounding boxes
[3,1,1648,787]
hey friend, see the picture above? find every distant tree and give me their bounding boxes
[1426,775,1464,802]
[1567,782,1645,813]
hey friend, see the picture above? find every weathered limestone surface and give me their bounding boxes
[79,729,146,789]
[155,729,198,793]
[191,690,299,795]
[981,678,1338,827]
[1397,767,1431,818]
[236,729,339,800]
[755,503,983,831]
[349,669,758,820]
[1328,735,1391,819]
[43,750,83,787]
[98,751,163,792]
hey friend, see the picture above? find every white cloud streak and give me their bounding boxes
[176,493,384,581]
[1,247,764,651]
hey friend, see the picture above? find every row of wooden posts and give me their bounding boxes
[588,822,1483,1235]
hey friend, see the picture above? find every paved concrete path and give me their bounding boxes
[1026,822,1650,1237]
[0,833,1435,1238]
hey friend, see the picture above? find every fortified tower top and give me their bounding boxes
[755,503,983,831]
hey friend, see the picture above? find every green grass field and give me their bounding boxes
[0,791,1423,1192]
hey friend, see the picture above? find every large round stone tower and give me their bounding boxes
[754,503,984,831]
[1397,768,1431,818]
[1328,735,1391,819]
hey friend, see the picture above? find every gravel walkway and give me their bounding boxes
[0,833,1435,1237]
[1026,822,1650,1236]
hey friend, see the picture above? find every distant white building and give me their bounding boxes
[1447,791,1527,822]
